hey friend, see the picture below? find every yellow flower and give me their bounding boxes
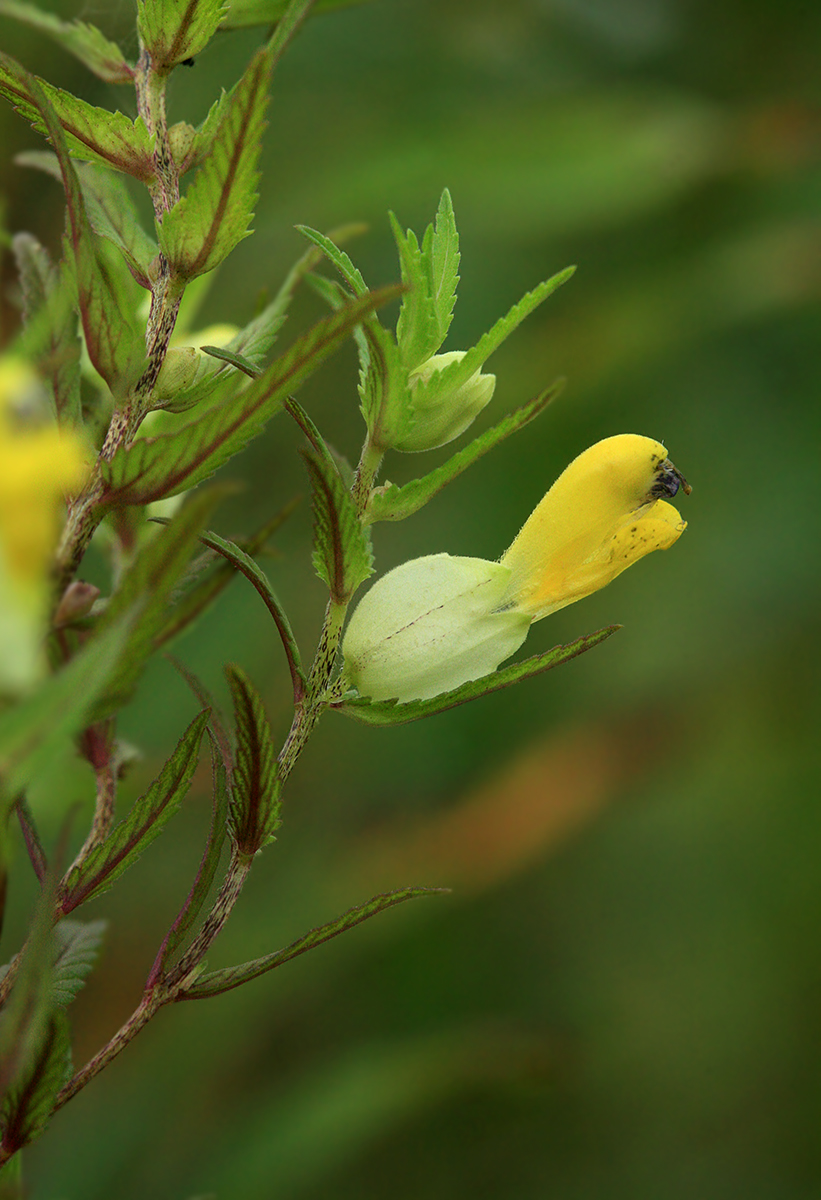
[342,434,689,702]
[0,358,89,690]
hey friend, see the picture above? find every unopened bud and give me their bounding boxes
[394,351,495,453]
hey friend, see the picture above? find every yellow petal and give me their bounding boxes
[500,435,687,620]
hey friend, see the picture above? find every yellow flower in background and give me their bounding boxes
[342,434,689,702]
[0,358,89,691]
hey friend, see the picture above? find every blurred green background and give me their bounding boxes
[2,0,821,1196]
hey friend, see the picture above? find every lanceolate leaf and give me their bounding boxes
[0,618,132,812]
[333,627,620,726]
[0,0,132,82]
[0,1010,71,1157]
[291,401,373,601]
[51,919,107,1006]
[89,488,226,720]
[103,286,401,506]
[226,665,280,855]
[1,59,146,393]
[181,886,447,999]
[296,225,368,298]
[159,46,270,279]
[17,152,158,289]
[60,711,209,913]
[0,54,153,179]
[366,381,564,525]
[392,187,460,372]
[137,0,228,71]
[12,231,82,425]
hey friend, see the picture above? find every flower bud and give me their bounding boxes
[342,553,530,702]
[394,351,496,453]
[153,346,200,402]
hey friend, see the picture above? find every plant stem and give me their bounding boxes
[164,851,252,991]
[351,438,384,515]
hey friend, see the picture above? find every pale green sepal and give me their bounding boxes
[334,626,620,726]
[366,380,563,524]
[341,554,531,702]
[394,350,495,453]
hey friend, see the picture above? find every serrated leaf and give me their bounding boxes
[297,225,368,298]
[103,286,401,506]
[149,734,230,981]
[0,618,132,813]
[221,0,363,28]
[225,665,280,855]
[429,187,460,346]
[137,0,228,71]
[366,381,563,524]
[89,489,226,720]
[152,501,298,651]
[159,46,270,279]
[0,1,133,83]
[17,152,158,289]
[12,232,82,425]
[0,54,152,179]
[0,1010,71,1155]
[1,59,146,393]
[288,401,373,601]
[410,268,575,415]
[182,886,447,999]
[51,919,107,1006]
[333,626,619,726]
[60,711,209,913]
[357,319,413,448]
[390,213,438,373]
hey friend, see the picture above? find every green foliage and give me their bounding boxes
[159,47,270,280]
[51,920,107,1007]
[11,231,82,424]
[391,187,460,372]
[0,1,133,83]
[182,887,447,999]
[0,619,132,810]
[221,0,363,29]
[103,287,400,504]
[90,488,226,720]
[226,665,281,856]
[288,400,374,602]
[60,711,210,912]
[366,381,563,524]
[0,54,152,179]
[334,626,619,725]
[137,0,228,72]
[0,1011,71,1157]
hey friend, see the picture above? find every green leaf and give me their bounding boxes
[366,381,563,524]
[333,626,620,725]
[0,876,58,1098]
[221,0,364,29]
[0,1010,71,1156]
[149,734,230,981]
[0,618,132,812]
[391,187,460,372]
[0,1,133,83]
[0,54,153,179]
[1,59,146,393]
[103,286,402,505]
[137,0,228,71]
[181,886,447,999]
[288,400,373,601]
[60,711,209,913]
[17,152,158,289]
[296,225,368,298]
[226,665,280,855]
[410,267,576,415]
[89,488,226,720]
[429,187,460,347]
[159,46,270,279]
[152,501,299,651]
[357,319,413,449]
[51,919,107,1007]
[12,231,82,426]
[199,344,260,378]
